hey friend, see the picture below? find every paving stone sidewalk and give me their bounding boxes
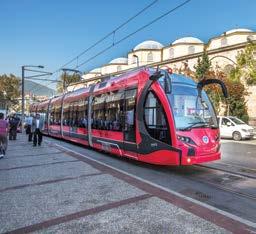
[0,134,238,233]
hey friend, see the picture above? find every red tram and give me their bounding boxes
[31,68,228,165]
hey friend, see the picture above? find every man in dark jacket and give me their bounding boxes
[9,115,19,140]
[31,114,44,146]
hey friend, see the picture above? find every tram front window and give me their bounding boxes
[167,85,218,130]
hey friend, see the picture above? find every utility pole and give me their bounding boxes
[21,66,25,129]
[21,65,52,132]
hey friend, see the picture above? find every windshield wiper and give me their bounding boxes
[179,122,209,131]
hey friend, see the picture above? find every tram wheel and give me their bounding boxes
[233,131,242,141]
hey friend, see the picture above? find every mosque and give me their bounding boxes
[68,28,256,124]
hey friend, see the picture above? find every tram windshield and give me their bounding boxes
[167,84,218,131]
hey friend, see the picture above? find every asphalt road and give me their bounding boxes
[204,139,256,178]
[221,139,256,168]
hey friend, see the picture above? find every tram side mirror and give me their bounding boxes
[149,71,163,81]
[197,78,228,99]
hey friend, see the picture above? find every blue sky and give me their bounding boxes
[1,0,256,90]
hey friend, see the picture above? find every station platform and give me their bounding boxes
[0,133,255,233]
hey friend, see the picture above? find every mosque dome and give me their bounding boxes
[90,68,101,73]
[172,37,204,45]
[223,28,252,35]
[109,57,128,64]
[133,40,164,50]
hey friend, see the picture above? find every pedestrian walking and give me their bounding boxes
[9,115,19,140]
[0,112,8,158]
[32,114,44,146]
[25,115,33,142]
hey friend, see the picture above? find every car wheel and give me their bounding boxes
[233,131,242,141]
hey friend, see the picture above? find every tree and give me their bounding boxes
[0,74,20,106]
[193,53,249,122]
[231,42,256,85]
[210,70,249,122]
[57,72,81,93]
[194,50,211,81]
[227,79,249,122]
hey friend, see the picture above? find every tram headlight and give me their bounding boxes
[177,135,196,145]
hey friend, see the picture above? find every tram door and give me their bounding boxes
[123,88,137,157]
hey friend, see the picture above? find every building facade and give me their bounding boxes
[69,28,256,123]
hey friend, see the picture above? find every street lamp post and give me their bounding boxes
[208,55,237,116]
[21,65,51,132]
[21,66,25,127]
[209,55,237,66]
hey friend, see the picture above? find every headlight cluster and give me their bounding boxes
[242,129,248,132]
[177,135,196,145]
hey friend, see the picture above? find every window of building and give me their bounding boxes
[144,91,170,144]
[247,35,254,41]
[188,46,195,54]
[132,55,137,64]
[221,38,228,46]
[169,48,174,59]
[117,65,122,72]
[147,52,153,62]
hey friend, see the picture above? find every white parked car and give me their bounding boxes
[217,116,255,141]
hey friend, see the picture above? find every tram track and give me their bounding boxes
[184,171,256,202]
[181,164,256,202]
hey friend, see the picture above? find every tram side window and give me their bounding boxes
[144,91,171,144]
[70,101,79,128]
[92,94,106,130]
[49,105,54,125]
[124,89,137,142]
[77,98,88,128]
[105,90,124,131]
[62,103,70,126]
[54,105,61,125]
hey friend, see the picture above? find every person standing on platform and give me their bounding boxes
[25,115,33,142]
[32,114,44,146]
[9,115,19,140]
[0,112,8,158]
